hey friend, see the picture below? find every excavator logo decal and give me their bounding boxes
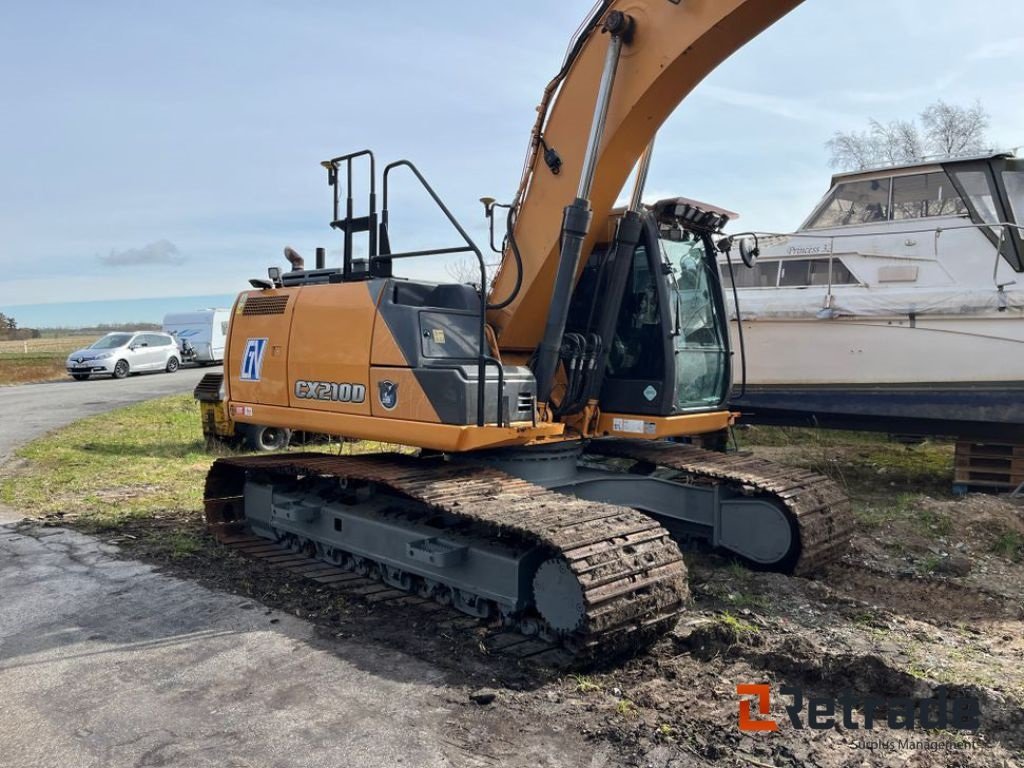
[240,338,268,382]
[378,379,398,410]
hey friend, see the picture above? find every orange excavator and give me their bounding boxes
[197,0,852,656]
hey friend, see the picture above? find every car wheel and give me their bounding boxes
[244,425,291,452]
[112,360,130,379]
[71,373,90,381]
[166,356,180,373]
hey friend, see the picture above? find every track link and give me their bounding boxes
[584,439,853,574]
[204,452,689,658]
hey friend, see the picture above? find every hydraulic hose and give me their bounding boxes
[486,205,524,311]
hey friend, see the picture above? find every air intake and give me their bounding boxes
[242,295,290,316]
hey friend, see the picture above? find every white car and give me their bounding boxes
[66,331,182,381]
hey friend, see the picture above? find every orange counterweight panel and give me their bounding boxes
[227,290,297,407]
[285,283,376,416]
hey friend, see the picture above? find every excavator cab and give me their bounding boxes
[567,199,732,417]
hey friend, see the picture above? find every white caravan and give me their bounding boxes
[162,309,230,365]
[720,151,1024,441]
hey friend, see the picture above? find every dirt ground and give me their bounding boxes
[20,431,1024,768]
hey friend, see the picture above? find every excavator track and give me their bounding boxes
[584,439,853,574]
[204,452,690,658]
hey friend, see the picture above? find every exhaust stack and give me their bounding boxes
[284,246,305,271]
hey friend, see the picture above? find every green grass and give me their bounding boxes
[991,531,1024,562]
[571,674,602,694]
[855,492,920,528]
[718,611,759,636]
[737,426,955,501]
[0,395,406,536]
[0,395,214,530]
[737,425,886,448]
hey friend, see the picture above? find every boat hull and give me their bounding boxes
[728,316,1024,441]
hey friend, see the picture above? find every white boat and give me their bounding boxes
[721,151,1024,440]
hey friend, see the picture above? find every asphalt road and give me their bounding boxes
[0,366,217,462]
[0,373,599,768]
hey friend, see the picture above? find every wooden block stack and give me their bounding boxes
[953,441,1024,492]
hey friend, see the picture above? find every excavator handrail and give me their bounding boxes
[379,160,506,428]
[322,149,378,280]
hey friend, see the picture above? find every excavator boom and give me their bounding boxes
[488,0,804,351]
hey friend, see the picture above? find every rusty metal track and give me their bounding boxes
[204,452,690,657]
[214,530,576,665]
[584,439,853,574]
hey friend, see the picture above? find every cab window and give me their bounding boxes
[606,247,664,381]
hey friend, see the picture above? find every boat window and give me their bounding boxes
[951,170,1000,225]
[807,178,891,229]
[891,172,967,220]
[1002,171,1024,223]
[721,260,780,288]
[779,258,857,287]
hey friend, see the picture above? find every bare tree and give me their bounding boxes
[445,258,481,284]
[445,257,500,289]
[921,99,989,156]
[870,118,924,165]
[826,100,990,170]
[825,129,878,172]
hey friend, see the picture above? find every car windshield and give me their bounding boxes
[89,334,133,349]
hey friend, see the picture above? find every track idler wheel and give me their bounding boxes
[532,557,586,635]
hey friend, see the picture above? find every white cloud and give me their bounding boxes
[968,37,1024,60]
[98,239,184,267]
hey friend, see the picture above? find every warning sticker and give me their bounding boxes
[612,418,646,434]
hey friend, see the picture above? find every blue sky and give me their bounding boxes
[2,0,1023,326]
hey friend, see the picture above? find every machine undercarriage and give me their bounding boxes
[204,440,852,658]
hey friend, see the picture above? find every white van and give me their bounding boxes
[162,309,230,365]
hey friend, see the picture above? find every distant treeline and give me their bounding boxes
[0,312,37,340]
[0,328,41,341]
[35,322,162,338]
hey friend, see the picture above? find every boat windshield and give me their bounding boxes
[1002,170,1024,223]
[949,169,1000,226]
[947,161,1024,271]
[661,236,730,409]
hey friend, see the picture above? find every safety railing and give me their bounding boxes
[378,160,505,428]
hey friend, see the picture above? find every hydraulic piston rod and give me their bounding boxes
[535,11,633,407]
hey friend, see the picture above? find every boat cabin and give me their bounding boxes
[723,152,1024,300]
